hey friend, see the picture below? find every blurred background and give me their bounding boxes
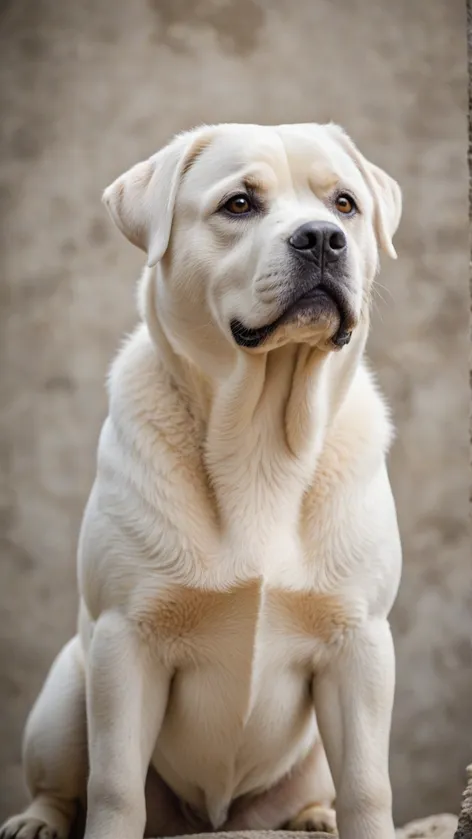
[0,0,469,827]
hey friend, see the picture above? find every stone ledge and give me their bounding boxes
[397,813,458,837]
[453,764,472,838]
[161,815,459,839]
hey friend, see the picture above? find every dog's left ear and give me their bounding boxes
[328,124,402,259]
[102,127,212,267]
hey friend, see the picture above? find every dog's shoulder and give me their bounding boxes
[309,359,393,503]
[106,323,169,430]
[301,362,400,610]
[104,323,202,464]
[335,358,394,462]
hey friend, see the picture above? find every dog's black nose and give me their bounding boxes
[288,221,346,262]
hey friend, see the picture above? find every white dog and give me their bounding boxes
[1,122,402,839]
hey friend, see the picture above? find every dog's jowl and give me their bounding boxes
[0,123,402,839]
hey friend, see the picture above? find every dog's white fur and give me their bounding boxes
[1,123,402,839]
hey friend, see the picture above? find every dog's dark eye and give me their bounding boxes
[223,194,252,215]
[335,193,357,216]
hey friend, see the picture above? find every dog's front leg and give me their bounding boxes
[84,611,170,839]
[313,619,396,839]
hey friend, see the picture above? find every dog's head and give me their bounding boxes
[103,123,401,361]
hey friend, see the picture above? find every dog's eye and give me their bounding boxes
[223,194,252,215]
[335,193,357,216]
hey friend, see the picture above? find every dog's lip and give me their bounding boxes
[230,285,354,349]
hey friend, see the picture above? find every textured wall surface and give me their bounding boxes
[0,0,469,826]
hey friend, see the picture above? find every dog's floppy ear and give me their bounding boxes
[102,127,212,267]
[328,124,402,259]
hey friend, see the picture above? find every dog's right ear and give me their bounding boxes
[327,123,402,259]
[102,127,212,267]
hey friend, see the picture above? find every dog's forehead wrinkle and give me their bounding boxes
[275,124,369,193]
[181,123,367,201]
[243,165,278,194]
[178,125,292,192]
[308,163,339,195]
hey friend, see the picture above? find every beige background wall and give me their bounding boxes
[0,0,469,827]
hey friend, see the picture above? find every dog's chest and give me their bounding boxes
[141,577,355,824]
[136,576,357,728]
[136,575,353,671]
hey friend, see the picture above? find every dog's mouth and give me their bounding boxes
[230,284,355,350]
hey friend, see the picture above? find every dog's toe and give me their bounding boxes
[0,817,58,839]
[286,803,337,834]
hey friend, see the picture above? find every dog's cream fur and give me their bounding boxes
[1,123,402,839]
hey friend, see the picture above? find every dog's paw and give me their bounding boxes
[0,817,60,839]
[286,803,337,834]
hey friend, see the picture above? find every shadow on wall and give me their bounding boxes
[148,0,266,55]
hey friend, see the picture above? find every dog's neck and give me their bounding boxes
[144,268,369,549]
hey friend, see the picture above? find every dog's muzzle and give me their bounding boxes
[231,221,355,350]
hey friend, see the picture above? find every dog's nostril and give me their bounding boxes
[289,222,346,256]
[329,230,346,251]
[289,229,318,251]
